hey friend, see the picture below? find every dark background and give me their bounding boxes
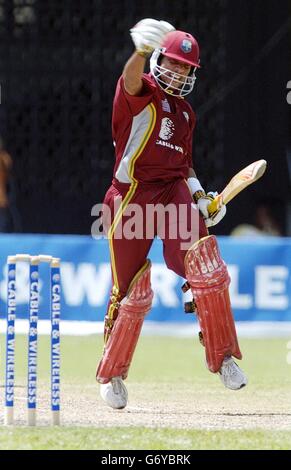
[0,0,290,235]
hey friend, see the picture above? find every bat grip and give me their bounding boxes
[207,197,219,216]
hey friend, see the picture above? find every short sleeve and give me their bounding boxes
[115,74,156,116]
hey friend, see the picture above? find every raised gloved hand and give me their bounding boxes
[196,191,226,228]
[130,18,175,58]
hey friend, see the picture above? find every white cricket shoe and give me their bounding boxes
[100,377,128,409]
[218,356,248,390]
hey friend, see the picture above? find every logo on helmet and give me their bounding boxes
[180,39,192,53]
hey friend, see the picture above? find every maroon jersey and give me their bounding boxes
[112,73,196,184]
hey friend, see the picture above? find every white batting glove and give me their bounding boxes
[197,191,227,228]
[130,18,175,57]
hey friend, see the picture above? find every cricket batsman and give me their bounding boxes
[96,18,247,409]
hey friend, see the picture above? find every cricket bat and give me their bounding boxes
[207,159,267,215]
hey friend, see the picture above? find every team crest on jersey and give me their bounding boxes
[181,39,192,53]
[159,117,175,140]
[183,111,189,122]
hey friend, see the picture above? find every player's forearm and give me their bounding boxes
[188,167,197,178]
[188,168,204,198]
[122,52,146,96]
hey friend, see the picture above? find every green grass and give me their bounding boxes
[1,334,291,449]
[0,427,291,450]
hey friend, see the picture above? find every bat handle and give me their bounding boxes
[207,197,220,216]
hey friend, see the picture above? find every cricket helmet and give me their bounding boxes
[150,30,200,97]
